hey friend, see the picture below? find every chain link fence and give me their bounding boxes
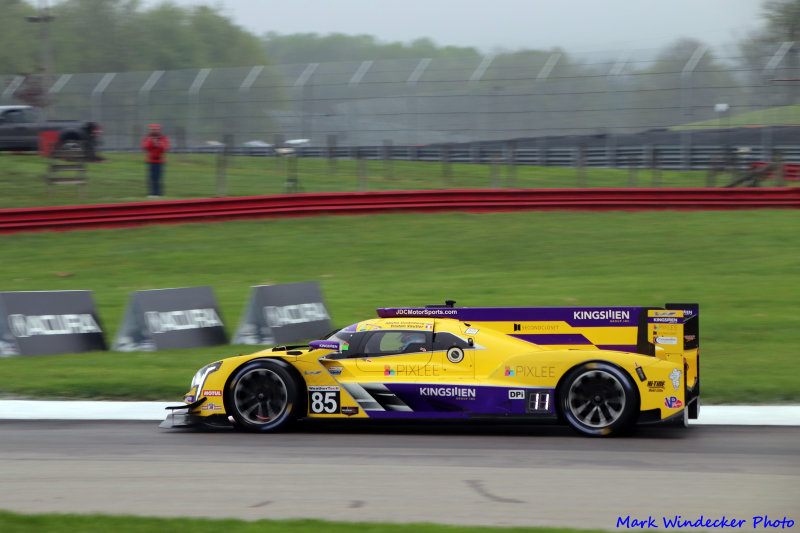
[2,44,798,154]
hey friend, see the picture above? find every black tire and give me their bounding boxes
[688,397,699,420]
[225,359,302,432]
[560,362,639,437]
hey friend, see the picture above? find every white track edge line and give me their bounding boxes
[1,401,799,425]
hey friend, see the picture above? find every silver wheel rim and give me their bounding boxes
[233,368,289,425]
[567,370,626,428]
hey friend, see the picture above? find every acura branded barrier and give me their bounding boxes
[0,282,332,357]
[233,282,332,345]
[112,287,227,351]
[0,291,107,356]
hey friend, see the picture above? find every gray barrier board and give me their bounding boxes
[112,287,227,351]
[233,282,332,345]
[0,291,107,356]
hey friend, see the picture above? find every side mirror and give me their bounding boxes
[309,340,340,352]
[468,338,474,347]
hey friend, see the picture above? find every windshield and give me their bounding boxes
[327,325,358,348]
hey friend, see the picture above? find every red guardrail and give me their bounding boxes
[750,162,800,180]
[1,188,798,234]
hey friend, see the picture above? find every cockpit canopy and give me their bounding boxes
[310,321,471,359]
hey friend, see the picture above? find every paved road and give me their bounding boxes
[0,420,797,530]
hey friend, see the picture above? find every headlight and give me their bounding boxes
[190,362,221,397]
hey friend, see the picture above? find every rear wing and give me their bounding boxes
[377,303,699,356]
[652,303,699,353]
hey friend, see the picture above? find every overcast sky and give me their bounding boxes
[146,0,766,54]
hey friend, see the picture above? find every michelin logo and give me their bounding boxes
[8,313,101,338]
[669,369,682,391]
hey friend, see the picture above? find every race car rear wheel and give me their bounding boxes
[225,360,301,432]
[560,363,638,437]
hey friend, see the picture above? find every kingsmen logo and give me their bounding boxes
[8,313,101,338]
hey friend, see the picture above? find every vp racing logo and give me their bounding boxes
[8,313,101,338]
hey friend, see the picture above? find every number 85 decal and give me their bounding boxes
[309,387,340,414]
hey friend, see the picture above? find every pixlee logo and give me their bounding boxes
[8,313,101,338]
[505,365,555,378]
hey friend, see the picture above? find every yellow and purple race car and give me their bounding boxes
[161,301,699,437]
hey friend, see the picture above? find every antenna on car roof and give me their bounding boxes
[426,300,456,308]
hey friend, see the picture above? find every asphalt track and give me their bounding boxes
[0,418,797,530]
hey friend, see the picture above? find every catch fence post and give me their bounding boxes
[357,148,367,191]
[132,124,140,156]
[628,153,638,188]
[506,140,517,188]
[327,134,337,176]
[539,137,548,167]
[383,139,393,180]
[774,151,784,187]
[216,134,232,197]
[471,141,481,165]
[490,152,501,188]
[273,134,284,171]
[441,143,452,184]
[285,153,300,193]
[175,126,186,160]
[650,146,662,187]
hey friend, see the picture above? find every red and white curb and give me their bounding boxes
[0,401,799,425]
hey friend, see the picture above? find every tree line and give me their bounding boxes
[0,0,268,74]
[1,0,797,106]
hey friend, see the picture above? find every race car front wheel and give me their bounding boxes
[225,360,301,432]
[560,362,638,437]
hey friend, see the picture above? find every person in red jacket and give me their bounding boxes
[141,124,170,197]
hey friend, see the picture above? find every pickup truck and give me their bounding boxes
[0,105,101,159]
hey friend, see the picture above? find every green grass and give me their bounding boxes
[0,512,602,533]
[1,209,798,403]
[0,151,732,209]
[673,104,800,130]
